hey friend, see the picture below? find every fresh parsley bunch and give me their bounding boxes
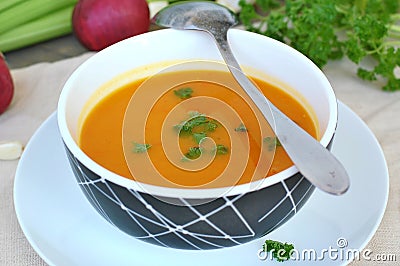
[239,0,400,91]
[263,239,294,262]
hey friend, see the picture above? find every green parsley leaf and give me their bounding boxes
[206,120,218,132]
[263,136,281,151]
[357,68,377,81]
[174,87,193,99]
[182,116,207,132]
[132,142,151,153]
[193,132,207,144]
[175,114,218,134]
[185,147,202,159]
[234,123,247,132]
[215,144,229,155]
[263,239,294,262]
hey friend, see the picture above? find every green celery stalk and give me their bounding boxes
[0,6,74,52]
[0,0,27,13]
[0,0,78,35]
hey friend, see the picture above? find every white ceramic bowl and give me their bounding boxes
[57,29,337,249]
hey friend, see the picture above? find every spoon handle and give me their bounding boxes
[212,31,350,195]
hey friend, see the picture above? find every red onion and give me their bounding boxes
[0,52,14,115]
[72,0,150,51]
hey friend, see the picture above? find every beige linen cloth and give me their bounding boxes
[0,53,399,265]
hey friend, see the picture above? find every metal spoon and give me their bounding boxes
[152,1,350,195]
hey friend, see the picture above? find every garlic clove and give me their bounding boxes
[149,1,168,19]
[0,141,23,160]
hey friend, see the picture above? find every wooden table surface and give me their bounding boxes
[4,34,88,69]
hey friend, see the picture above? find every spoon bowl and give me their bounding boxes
[153,1,350,195]
[152,1,238,31]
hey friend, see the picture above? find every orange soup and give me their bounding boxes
[79,69,318,188]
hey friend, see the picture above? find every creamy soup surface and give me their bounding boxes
[79,70,318,188]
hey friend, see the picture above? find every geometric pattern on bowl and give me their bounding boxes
[65,145,315,250]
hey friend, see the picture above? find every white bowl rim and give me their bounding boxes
[57,29,338,199]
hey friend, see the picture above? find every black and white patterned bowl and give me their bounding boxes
[57,29,338,250]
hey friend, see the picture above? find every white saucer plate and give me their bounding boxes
[14,102,388,266]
